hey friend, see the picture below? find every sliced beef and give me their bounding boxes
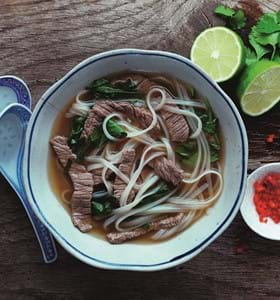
[50,135,76,167]
[110,102,160,137]
[160,107,189,142]
[149,157,184,186]
[149,213,184,230]
[92,168,113,186]
[113,149,136,203]
[106,213,184,244]
[50,136,93,233]
[82,101,114,138]
[106,228,147,244]
[82,101,160,139]
[69,163,93,233]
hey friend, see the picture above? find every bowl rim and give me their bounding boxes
[22,48,248,271]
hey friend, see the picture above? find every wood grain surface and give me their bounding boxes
[0,0,280,299]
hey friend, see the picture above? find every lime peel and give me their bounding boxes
[237,60,280,116]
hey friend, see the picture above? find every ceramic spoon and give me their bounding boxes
[0,76,31,111]
[0,103,57,263]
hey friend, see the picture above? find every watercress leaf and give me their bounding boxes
[175,145,191,157]
[183,152,198,168]
[91,200,113,216]
[68,116,86,148]
[175,140,197,158]
[91,201,104,215]
[90,78,111,89]
[87,78,142,99]
[139,182,171,207]
[88,127,108,148]
[107,119,127,138]
[214,5,235,17]
[74,138,90,164]
[256,12,280,34]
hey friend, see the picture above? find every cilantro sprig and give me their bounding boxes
[214,5,246,30]
[214,6,280,64]
[249,12,280,61]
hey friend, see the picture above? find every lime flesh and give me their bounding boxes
[238,60,280,116]
[190,27,245,82]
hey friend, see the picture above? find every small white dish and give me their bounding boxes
[241,163,280,240]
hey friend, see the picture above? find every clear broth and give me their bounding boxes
[48,72,224,244]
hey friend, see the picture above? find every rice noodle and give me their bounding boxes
[59,74,224,243]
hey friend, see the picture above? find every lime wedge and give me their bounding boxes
[190,26,245,82]
[237,60,280,116]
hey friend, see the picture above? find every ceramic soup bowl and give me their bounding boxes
[22,49,248,271]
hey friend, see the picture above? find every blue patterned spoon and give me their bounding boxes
[0,103,57,263]
[0,76,31,111]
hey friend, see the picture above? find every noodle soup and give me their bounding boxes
[49,72,223,244]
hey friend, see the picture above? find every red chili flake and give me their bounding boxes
[266,134,276,143]
[253,173,280,224]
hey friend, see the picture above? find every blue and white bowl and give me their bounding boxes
[22,49,248,271]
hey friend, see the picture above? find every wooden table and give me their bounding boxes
[1,0,280,299]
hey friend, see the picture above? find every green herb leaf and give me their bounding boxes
[107,119,127,138]
[245,46,258,66]
[249,32,271,60]
[255,12,280,34]
[74,137,90,164]
[214,5,246,30]
[229,10,247,30]
[138,182,172,207]
[88,78,142,99]
[183,152,198,168]
[210,143,221,163]
[272,50,280,62]
[88,127,108,148]
[251,26,279,48]
[214,5,235,17]
[91,198,114,216]
[195,99,221,164]
[68,116,86,147]
[248,12,280,61]
[175,140,197,158]
[196,100,218,135]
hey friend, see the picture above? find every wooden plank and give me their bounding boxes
[0,0,279,299]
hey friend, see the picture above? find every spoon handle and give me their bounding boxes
[0,104,57,263]
[18,186,58,263]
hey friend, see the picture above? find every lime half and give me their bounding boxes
[238,60,280,116]
[190,26,245,82]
